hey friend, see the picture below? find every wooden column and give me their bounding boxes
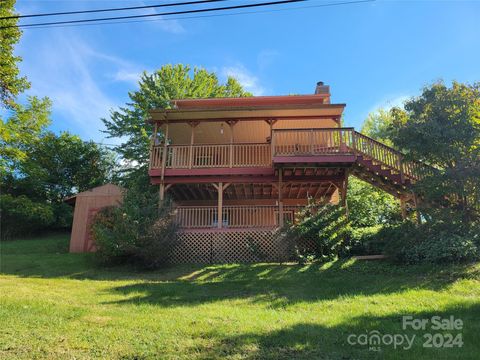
[214,182,223,229]
[400,197,407,220]
[229,122,235,168]
[188,123,195,169]
[341,171,349,218]
[160,122,169,182]
[278,168,284,227]
[159,183,165,202]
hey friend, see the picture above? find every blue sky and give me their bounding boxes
[15,0,480,143]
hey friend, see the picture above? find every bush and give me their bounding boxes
[381,220,480,264]
[0,194,55,239]
[345,225,385,256]
[283,202,350,263]
[91,186,179,269]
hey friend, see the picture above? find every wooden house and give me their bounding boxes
[148,82,428,263]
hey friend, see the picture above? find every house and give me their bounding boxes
[148,82,428,263]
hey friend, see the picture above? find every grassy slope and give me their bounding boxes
[0,234,479,360]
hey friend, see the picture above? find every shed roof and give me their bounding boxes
[64,184,123,205]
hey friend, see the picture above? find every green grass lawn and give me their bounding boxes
[0,234,479,359]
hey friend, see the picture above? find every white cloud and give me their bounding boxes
[112,69,144,85]
[222,65,265,95]
[18,32,130,141]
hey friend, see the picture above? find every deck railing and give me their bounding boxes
[150,143,271,169]
[175,205,302,229]
[150,128,433,182]
[272,128,355,156]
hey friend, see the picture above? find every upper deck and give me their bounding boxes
[148,86,352,181]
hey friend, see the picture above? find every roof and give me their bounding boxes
[171,94,331,109]
[64,184,124,205]
[150,101,345,123]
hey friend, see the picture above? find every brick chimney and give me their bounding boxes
[314,81,330,103]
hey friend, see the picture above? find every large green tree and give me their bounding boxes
[102,64,251,177]
[389,81,480,220]
[360,108,394,146]
[0,0,29,108]
[348,109,401,227]
[0,0,51,174]
[2,132,117,236]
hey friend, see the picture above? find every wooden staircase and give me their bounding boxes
[348,130,433,200]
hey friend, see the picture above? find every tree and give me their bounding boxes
[0,0,29,108]
[0,96,51,173]
[348,109,401,227]
[2,132,117,235]
[0,0,51,174]
[102,64,251,179]
[360,108,394,146]
[347,177,400,228]
[5,132,117,202]
[389,81,480,220]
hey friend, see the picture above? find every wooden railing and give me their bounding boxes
[272,128,355,156]
[175,205,302,229]
[150,128,433,183]
[272,128,432,182]
[150,143,271,169]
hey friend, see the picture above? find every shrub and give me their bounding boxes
[0,194,55,239]
[283,202,350,262]
[91,185,179,269]
[381,220,480,264]
[345,225,385,256]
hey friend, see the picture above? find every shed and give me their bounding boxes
[65,184,123,253]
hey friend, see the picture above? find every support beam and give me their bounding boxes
[400,197,407,220]
[160,122,169,182]
[213,182,224,229]
[278,168,284,227]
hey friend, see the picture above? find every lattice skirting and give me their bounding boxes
[171,228,294,264]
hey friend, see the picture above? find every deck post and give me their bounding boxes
[149,123,158,170]
[188,123,195,169]
[159,183,165,202]
[160,122,169,181]
[278,168,284,227]
[216,182,223,229]
[400,196,407,220]
[341,171,349,218]
[229,122,234,168]
[398,154,404,184]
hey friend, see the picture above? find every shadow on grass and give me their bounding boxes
[1,234,479,308]
[182,303,480,360]
[104,260,479,308]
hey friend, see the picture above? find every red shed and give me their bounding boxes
[65,184,123,253]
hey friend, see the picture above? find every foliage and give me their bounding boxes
[360,108,395,146]
[102,64,251,178]
[92,185,179,269]
[2,131,116,236]
[0,194,54,239]
[0,0,29,109]
[0,1,52,174]
[346,225,385,256]
[283,201,350,262]
[347,177,401,227]
[381,220,480,264]
[5,131,117,202]
[389,81,480,220]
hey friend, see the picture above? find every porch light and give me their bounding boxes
[220,123,224,135]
